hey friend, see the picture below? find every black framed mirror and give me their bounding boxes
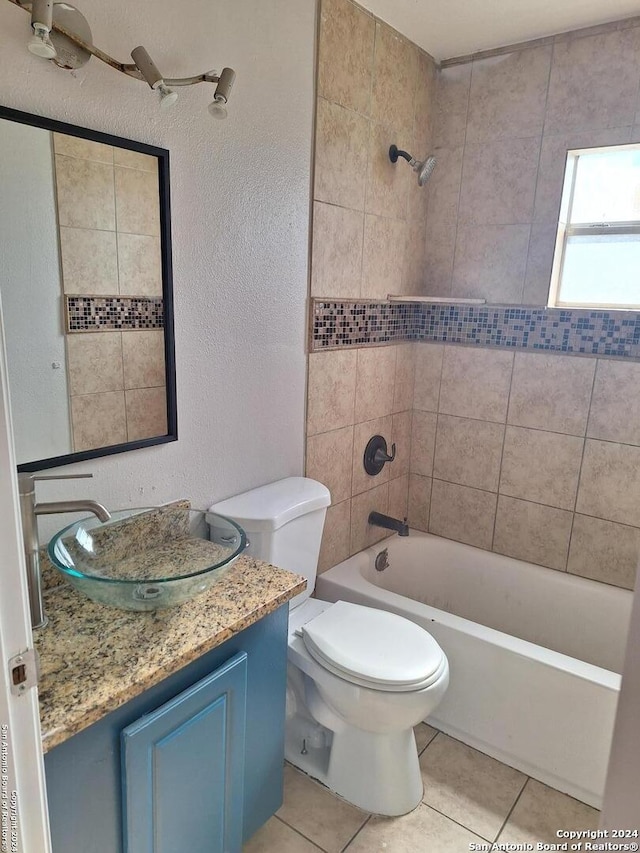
[0,105,177,472]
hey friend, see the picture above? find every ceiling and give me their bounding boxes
[358,0,640,60]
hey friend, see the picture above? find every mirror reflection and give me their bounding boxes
[0,112,176,470]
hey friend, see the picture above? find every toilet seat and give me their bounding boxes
[299,600,446,693]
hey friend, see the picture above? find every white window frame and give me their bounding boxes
[548,143,640,311]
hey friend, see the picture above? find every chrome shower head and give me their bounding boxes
[389,145,437,187]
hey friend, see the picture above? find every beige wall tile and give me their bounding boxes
[125,386,168,441]
[508,352,596,436]
[425,145,464,228]
[53,133,114,164]
[413,343,444,412]
[371,23,418,136]
[112,149,157,172]
[318,499,352,574]
[350,482,390,553]
[71,391,126,451]
[420,734,526,842]
[276,764,368,852]
[67,332,123,396]
[310,202,363,299]
[466,47,552,143]
[439,346,513,422]
[117,233,163,296]
[348,802,484,852]
[424,223,456,296]
[315,97,369,210]
[122,330,166,390]
[55,155,116,231]
[523,222,558,305]
[545,28,640,135]
[411,410,437,477]
[393,343,415,413]
[307,350,357,435]
[458,137,540,227]
[352,415,393,495]
[59,227,118,295]
[408,473,431,531]
[577,439,640,527]
[306,425,354,505]
[391,409,412,476]
[587,359,640,446]
[318,0,375,116]
[115,166,160,236]
[401,220,427,294]
[434,414,504,491]
[567,514,639,589]
[429,480,497,549]
[365,122,411,219]
[414,52,437,148]
[361,214,406,299]
[388,474,410,522]
[451,225,530,303]
[498,779,599,847]
[493,496,572,571]
[433,64,471,148]
[500,426,583,510]
[354,345,396,422]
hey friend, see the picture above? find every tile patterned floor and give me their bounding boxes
[244,724,600,852]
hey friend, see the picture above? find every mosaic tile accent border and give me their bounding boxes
[310,298,640,359]
[311,300,422,349]
[65,295,164,333]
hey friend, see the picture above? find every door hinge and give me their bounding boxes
[8,648,39,696]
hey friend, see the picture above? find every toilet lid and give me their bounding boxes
[300,601,446,692]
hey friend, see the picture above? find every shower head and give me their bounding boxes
[389,145,436,187]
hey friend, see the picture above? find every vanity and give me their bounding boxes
[36,552,305,852]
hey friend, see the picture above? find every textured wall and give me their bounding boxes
[424,21,640,304]
[307,0,437,571]
[0,0,316,530]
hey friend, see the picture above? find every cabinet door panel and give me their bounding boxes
[122,651,247,853]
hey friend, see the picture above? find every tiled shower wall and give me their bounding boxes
[53,133,167,450]
[424,20,640,303]
[306,0,437,569]
[410,344,640,591]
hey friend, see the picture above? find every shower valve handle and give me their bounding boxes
[374,443,396,464]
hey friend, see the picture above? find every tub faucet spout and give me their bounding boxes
[368,511,409,537]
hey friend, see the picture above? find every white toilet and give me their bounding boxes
[209,477,449,816]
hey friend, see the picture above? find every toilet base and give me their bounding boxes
[285,717,423,816]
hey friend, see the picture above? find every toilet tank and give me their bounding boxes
[208,478,331,609]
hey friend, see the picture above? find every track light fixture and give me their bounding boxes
[9,0,237,119]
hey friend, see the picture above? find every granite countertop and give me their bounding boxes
[35,555,305,753]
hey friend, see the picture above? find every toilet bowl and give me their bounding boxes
[209,478,449,816]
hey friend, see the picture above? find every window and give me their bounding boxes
[548,144,640,310]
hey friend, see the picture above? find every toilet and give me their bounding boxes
[209,477,449,816]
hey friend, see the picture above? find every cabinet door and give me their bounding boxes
[121,651,247,853]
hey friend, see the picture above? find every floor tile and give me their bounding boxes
[345,803,485,851]
[497,779,600,845]
[414,722,438,754]
[243,816,322,852]
[420,734,527,841]
[276,764,369,853]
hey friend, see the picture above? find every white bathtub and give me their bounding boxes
[315,531,634,809]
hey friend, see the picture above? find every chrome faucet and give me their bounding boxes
[18,473,111,629]
[368,511,409,537]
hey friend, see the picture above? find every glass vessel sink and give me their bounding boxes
[47,506,246,611]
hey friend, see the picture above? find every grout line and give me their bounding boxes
[418,801,496,844]
[273,815,329,852]
[426,346,446,532]
[491,354,516,549]
[341,814,372,852]
[492,776,531,844]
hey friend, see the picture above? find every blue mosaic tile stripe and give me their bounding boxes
[310,299,640,358]
[312,300,421,349]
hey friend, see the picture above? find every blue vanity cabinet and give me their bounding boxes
[44,604,289,853]
[121,651,247,853]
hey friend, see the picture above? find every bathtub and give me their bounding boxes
[315,531,634,809]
